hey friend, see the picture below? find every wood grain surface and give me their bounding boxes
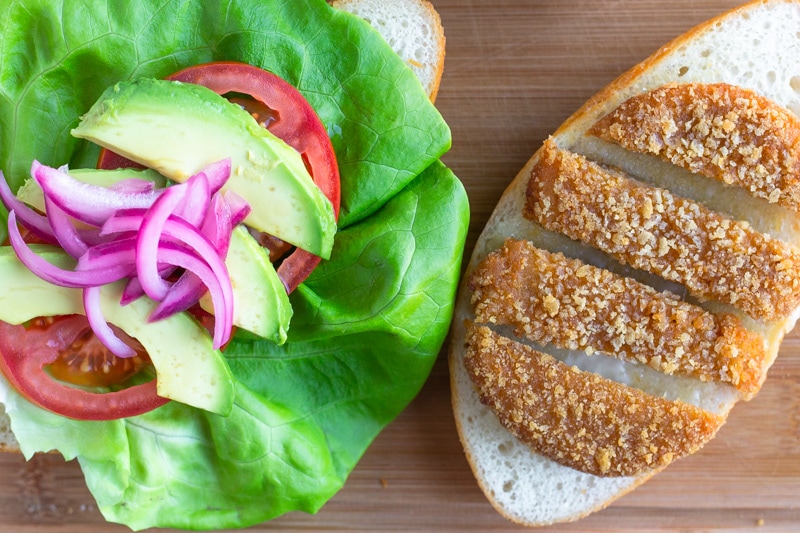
[2,1,799,531]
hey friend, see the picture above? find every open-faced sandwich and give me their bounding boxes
[450,0,800,526]
[0,0,468,530]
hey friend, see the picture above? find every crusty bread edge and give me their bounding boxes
[449,0,800,526]
[420,0,446,102]
[385,0,446,101]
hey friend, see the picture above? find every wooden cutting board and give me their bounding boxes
[1,1,798,531]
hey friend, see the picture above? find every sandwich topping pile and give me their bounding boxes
[0,0,468,530]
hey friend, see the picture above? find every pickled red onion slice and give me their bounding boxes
[0,159,242,355]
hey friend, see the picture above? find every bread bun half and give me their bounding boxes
[449,0,800,526]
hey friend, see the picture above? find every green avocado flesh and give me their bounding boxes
[15,167,165,208]
[0,245,234,416]
[71,78,337,259]
[200,226,292,344]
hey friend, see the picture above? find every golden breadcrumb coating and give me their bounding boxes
[463,323,725,477]
[469,239,767,397]
[588,83,800,211]
[524,139,800,321]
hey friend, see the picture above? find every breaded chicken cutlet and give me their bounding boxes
[462,82,800,480]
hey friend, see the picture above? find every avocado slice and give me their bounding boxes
[68,167,166,188]
[200,226,292,344]
[71,78,336,259]
[0,245,234,416]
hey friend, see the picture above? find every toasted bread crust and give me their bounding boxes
[525,139,800,321]
[464,323,725,477]
[469,239,767,397]
[588,83,800,211]
[415,0,445,101]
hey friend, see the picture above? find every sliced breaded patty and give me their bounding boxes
[463,323,725,477]
[524,139,800,321]
[588,83,800,211]
[469,239,767,397]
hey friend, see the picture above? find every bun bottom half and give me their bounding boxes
[449,0,800,526]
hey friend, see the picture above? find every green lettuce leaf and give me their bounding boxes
[2,377,341,529]
[0,0,469,530]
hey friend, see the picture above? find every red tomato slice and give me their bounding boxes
[0,316,168,420]
[98,61,341,293]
